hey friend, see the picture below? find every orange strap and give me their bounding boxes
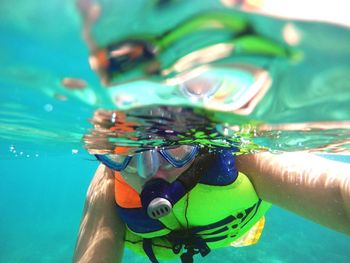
[114,172,142,208]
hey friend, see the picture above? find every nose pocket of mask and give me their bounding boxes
[137,150,160,179]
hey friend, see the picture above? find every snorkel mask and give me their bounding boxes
[95,145,198,179]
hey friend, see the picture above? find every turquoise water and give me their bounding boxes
[1,154,350,262]
[1,0,350,262]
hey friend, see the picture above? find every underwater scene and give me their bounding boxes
[1,0,350,262]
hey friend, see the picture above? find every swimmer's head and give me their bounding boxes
[95,145,198,192]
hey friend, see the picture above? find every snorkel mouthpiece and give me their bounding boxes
[147,198,172,219]
[141,178,186,219]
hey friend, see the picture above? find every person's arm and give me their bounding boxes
[73,164,125,263]
[236,152,350,235]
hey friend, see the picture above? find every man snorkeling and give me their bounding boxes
[73,4,350,262]
[99,146,271,262]
[74,143,269,263]
[73,147,350,263]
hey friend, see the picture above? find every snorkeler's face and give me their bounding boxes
[121,158,194,193]
[95,145,198,192]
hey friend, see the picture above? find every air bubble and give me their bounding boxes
[44,104,53,112]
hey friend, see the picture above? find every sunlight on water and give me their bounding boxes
[78,0,350,155]
[0,0,350,158]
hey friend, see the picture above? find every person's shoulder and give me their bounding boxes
[95,163,114,178]
[86,164,115,201]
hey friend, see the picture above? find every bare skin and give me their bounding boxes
[236,152,350,235]
[73,164,125,263]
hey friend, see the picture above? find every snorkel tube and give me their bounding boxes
[141,147,238,219]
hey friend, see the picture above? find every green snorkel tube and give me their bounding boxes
[90,11,295,85]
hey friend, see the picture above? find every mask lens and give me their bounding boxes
[106,154,128,163]
[95,154,130,171]
[135,150,160,179]
[123,157,138,174]
[161,145,197,167]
